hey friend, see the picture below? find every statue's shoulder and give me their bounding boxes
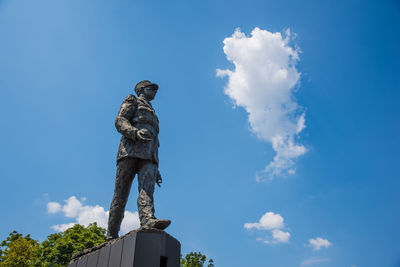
[123,94,137,103]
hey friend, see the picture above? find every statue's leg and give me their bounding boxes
[107,158,137,239]
[137,160,157,227]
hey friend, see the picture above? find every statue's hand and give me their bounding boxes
[156,170,162,187]
[136,129,152,142]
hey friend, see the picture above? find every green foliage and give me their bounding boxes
[0,231,40,267]
[35,223,106,267]
[0,224,106,267]
[180,252,214,267]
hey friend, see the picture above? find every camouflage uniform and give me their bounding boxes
[107,82,165,239]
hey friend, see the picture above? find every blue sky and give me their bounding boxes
[1,0,399,266]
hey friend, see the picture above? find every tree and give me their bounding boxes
[0,231,40,267]
[35,223,106,267]
[180,252,214,267]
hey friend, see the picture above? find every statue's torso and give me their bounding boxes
[117,96,159,164]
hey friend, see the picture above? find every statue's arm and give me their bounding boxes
[115,94,138,140]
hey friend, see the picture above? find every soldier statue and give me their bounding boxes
[107,80,170,240]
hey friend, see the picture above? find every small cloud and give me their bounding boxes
[47,202,61,214]
[308,237,332,250]
[62,196,84,218]
[301,257,329,266]
[245,212,290,244]
[244,212,284,230]
[272,229,290,243]
[120,211,140,234]
[48,196,139,235]
[256,230,290,244]
[51,223,76,232]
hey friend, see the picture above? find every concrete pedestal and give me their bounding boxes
[68,229,180,267]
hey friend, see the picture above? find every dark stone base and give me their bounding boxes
[68,229,180,267]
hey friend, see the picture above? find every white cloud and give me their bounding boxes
[75,205,109,227]
[48,196,140,235]
[308,237,332,250]
[256,229,291,244]
[245,211,290,244]
[244,211,284,230]
[271,229,290,243]
[47,202,61,214]
[301,257,329,266]
[120,211,140,234]
[51,223,76,232]
[217,27,306,180]
[62,196,84,218]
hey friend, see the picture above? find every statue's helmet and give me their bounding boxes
[134,80,158,95]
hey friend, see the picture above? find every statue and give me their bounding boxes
[107,80,170,240]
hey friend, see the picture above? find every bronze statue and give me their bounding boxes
[107,80,170,240]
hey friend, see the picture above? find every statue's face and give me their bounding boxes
[142,86,158,101]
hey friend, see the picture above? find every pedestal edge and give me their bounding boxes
[69,228,178,264]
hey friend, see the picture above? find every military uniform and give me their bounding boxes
[107,81,167,239]
[115,94,160,164]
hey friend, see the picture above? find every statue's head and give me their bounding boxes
[134,80,159,100]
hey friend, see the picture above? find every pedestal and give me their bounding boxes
[68,229,180,267]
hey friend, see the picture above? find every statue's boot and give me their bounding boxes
[142,218,171,230]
